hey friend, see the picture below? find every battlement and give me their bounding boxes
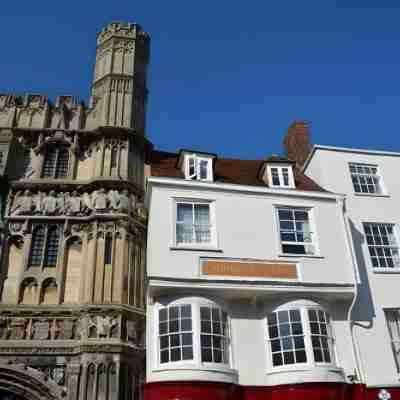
[97,21,149,45]
[0,93,86,129]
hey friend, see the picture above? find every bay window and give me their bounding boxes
[266,303,335,369]
[157,299,230,368]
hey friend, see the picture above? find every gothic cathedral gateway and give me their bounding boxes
[0,22,151,400]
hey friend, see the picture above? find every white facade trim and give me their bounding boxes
[147,177,345,201]
[303,144,400,172]
[148,278,355,296]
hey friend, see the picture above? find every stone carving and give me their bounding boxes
[58,319,75,340]
[51,366,66,385]
[42,190,57,215]
[93,188,108,211]
[65,191,84,215]
[11,190,35,215]
[9,318,27,340]
[0,318,8,339]
[126,320,138,343]
[9,189,137,217]
[87,315,118,339]
[32,320,50,340]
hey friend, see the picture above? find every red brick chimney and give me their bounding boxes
[283,120,312,167]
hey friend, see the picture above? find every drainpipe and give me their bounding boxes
[337,196,366,383]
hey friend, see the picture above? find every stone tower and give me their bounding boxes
[86,22,150,131]
[0,22,151,400]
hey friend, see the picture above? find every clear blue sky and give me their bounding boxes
[1,1,400,159]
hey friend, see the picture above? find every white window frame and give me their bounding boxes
[185,154,213,181]
[349,162,385,195]
[173,199,217,249]
[267,164,295,189]
[384,308,400,372]
[154,297,232,371]
[363,222,400,271]
[265,301,337,373]
[276,206,318,256]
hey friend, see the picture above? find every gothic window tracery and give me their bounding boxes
[28,224,62,269]
[41,145,69,179]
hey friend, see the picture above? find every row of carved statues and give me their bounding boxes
[0,315,143,344]
[8,189,138,216]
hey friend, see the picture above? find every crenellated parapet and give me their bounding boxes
[0,94,87,130]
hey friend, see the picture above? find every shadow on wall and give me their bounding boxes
[348,218,375,327]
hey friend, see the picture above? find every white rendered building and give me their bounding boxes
[144,125,362,400]
[304,142,400,393]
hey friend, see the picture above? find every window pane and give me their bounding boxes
[364,223,399,270]
[309,309,334,364]
[42,147,57,178]
[28,226,46,268]
[200,305,230,364]
[43,225,61,267]
[199,160,208,180]
[349,163,382,194]
[158,304,193,364]
[267,309,307,367]
[177,204,193,222]
[278,208,314,255]
[55,146,69,178]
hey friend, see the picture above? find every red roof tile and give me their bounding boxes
[149,150,326,192]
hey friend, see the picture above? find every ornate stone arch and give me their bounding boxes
[34,132,76,179]
[0,364,64,400]
[19,277,39,305]
[39,277,58,305]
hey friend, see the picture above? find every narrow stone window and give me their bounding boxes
[104,235,113,265]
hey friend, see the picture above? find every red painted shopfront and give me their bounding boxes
[145,382,400,400]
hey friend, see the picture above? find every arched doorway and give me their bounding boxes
[0,364,63,400]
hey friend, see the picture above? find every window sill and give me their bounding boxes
[170,245,223,253]
[354,193,390,198]
[373,268,400,274]
[153,364,238,376]
[278,253,324,259]
[266,364,343,375]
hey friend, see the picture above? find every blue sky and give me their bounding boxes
[1,1,400,159]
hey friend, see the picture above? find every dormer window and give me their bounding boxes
[178,150,216,182]
[268,165,294,188]
[186,155,212,181]
[260,161,295,189]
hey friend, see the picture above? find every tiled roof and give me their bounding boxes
[149,150,326,192]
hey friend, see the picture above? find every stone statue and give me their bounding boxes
[96,315,118,338]
[108,190,119,211]
[82,192,92,213]
[56,192,65,214]
[119,190,131,213]
[9,318,27,340]
[66,191,83,215]
[42,191,57,215]
[108,189,132,213]
[12,190,35,215]
[93,188,108,211]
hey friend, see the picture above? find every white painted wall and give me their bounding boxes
[305,147,400,386]
[146,178,357,386]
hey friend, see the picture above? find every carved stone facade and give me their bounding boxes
[0,21,150,400]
